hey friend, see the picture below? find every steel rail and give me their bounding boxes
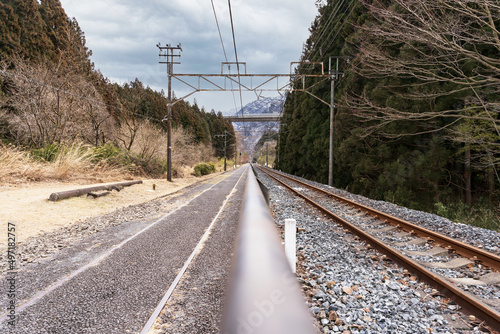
[259,166,500,273]
[222,166,316,334]
[256,166,500,332]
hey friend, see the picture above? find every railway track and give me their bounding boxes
[255,165,500,332]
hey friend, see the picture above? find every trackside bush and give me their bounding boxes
[90,143,123,164]
[194,162,216,177]
[31,143,61,162]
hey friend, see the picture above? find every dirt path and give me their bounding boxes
[0,173,223,249]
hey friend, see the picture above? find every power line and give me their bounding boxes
[210,0,239,116]
[211,0,229,62]
[308,0,349,61]
[306,0,349,60]
[313,0,358,60]
[306,0,357,62]
[227,0,247,135]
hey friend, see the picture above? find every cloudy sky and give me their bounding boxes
[59,0,319,114]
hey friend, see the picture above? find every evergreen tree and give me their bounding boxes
[278,0,499,214]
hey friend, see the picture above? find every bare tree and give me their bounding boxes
[2,57,65,146]
[71,75,114,146]
[114,81,146,152]
[1,56,114,147]
[345,0,500,181]
[116,116,141,152]
[129,120,164,164]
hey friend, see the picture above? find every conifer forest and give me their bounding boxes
[277,0,499,228]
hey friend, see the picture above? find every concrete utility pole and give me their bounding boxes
[328,56,351,187]
[157,43,182,182]
[224,131,227,171]
[215,130,229,171]
[276,133,280,167]
[329,74,335,187]
[266,142,269,166]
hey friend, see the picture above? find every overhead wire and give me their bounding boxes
[312,0,358,61]
[299,0,343,63]
[300,0,358,66]
[306,0,349,61]
[210,0,239,114]
[287,0,358,135]
[210,0,228,62]
[308,0,350,62]
[227,0,247,136]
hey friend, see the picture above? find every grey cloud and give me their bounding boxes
[60,0,318,112]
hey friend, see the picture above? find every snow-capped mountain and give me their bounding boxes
[231,96,284,155]
[234,96,285,116]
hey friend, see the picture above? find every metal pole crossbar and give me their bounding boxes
[171,73,329,94]
[157,44,352,186]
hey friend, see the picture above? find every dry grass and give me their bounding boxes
[1,119,223,184]
[174,165,195,178]
[0,144,45,181]
[0,143,129,184]
[127,122,215,177]
[51,143,92,179]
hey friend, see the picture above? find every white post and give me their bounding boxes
[284,219,296,273]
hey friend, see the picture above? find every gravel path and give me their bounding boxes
[150,168,246,333]
[0,167,247,333]
[255,169,493,334]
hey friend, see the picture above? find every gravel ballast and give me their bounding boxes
[255,169,496,334]
[293,175,500,256]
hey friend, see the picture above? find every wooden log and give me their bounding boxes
[87,191,111,199]
[49,180,143,202]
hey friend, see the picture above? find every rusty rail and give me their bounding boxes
[256,165,500,332]
[222,165,316,334]
[260,166,500,272]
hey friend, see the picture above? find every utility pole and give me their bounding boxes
[328,56,350,187]
[234,143,238,167]
[157,43,182,182]
[266,142,269,166]
[329,73,335,187]
[215,130,229,171]
[224,131,227,171]
[276,133,280,167]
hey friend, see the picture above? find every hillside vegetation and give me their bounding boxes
[0,0,235,181]
[277,0,499,229]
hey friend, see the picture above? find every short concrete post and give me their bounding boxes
[285,219,296,273]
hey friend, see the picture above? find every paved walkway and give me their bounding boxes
[0,166,248,333]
